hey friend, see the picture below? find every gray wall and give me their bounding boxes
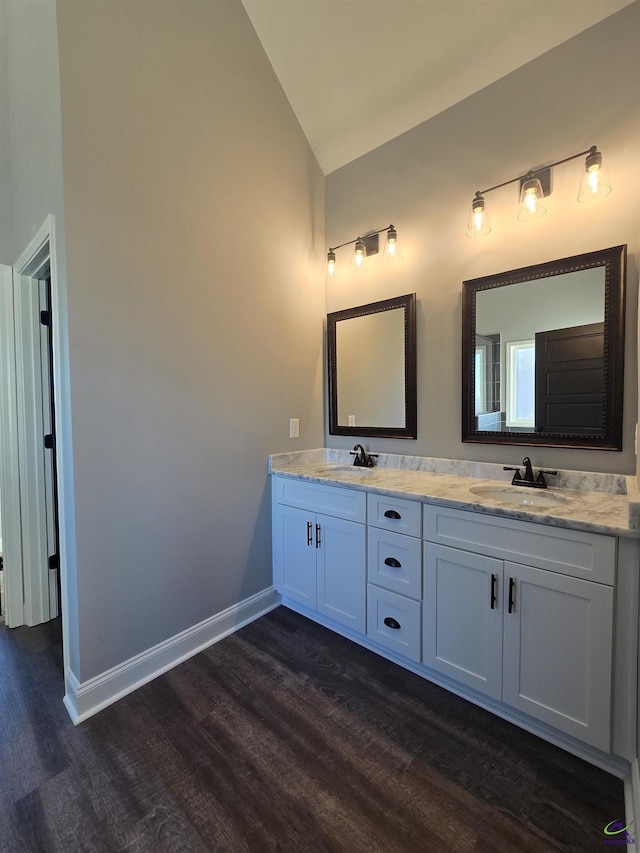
[326,3,640,476]
[0,4,12,261]
[52,0,325,680]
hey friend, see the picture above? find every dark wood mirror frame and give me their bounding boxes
[462,245,627,450]
[328,293,417,439]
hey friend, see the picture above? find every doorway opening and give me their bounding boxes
[0,217,67,644]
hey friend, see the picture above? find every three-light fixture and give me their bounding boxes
[466,145,611,238]
[327,224,399,277]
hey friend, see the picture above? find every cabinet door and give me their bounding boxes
[423,543,503,700]
[502,562,613,752]
[317,513,366,633]
[273,504,317,608]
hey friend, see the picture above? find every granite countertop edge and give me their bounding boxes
[269,449,640,539]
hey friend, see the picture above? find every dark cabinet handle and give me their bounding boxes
[384,509,401,519]
[315,523,321,549]
[384,557,402,568]
[490,573,497,610]
[383,617,401,630]
[508,577,515,614]
[307,521,312,546]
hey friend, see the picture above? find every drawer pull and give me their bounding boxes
[383,617,401,630]
[384,509,401,519]
[490,573,497,610]
[384,557,402,568]
[508,577,515,614]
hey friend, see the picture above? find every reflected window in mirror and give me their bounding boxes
[462,245,626,449]
[328,293,417,439]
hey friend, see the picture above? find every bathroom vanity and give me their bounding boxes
[270,450,640,774]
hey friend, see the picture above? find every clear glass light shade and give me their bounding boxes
[518,177,546,221]
[327,250,336,277]
[466,196,491,237]
[578,149,612,202]
[352,239,367,271]
[383,225,401,258]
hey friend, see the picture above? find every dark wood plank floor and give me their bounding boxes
[0,606,626,852]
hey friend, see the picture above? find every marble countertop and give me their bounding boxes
[269,449,640,538]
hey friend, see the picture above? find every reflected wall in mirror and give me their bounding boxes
[462,245,626,449]
[328,293,417,438]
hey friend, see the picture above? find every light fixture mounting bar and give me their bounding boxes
[328,224,394,253]
[476,146,596,198]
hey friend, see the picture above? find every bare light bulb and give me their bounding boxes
[327,250,336,277]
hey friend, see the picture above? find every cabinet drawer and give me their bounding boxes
[368,494,421,537]
[273,477,366,522]
[367,585,421,662]
[367,528,422,600]
[423,504,615,584]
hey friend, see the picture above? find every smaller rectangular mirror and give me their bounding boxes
[328,293,417,438]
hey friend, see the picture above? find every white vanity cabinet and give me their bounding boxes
[272,478,366,633]
[423,505,615,752]
[271,472,628,760]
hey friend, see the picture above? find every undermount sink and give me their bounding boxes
[468,484,568,507]
[322,464,375,476]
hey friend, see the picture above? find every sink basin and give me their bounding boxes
[468,484,568,507]
[321,465,375,476]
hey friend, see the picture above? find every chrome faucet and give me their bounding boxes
[504,456,557,489]
[350,444,377,468]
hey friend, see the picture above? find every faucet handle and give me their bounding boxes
[536,469,557,488]
[503,466,522,483]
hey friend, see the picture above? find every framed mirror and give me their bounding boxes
[328,293,417,438]
[462,245,626,449]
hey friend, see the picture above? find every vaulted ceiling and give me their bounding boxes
[242,0,634,174]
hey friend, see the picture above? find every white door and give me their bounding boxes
[14,270,59,624]
[0,264,24,626]
[423,542,503,700]
[502,561,614,751]
[0,260,59,627]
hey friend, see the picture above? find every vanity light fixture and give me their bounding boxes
[327,224,399,277]
[466,145,611,238]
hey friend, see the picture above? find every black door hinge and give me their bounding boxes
[48,553,59,571]
[40,310,51,326]
[44,433,55,450]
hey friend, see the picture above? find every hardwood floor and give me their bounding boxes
[0,606,626,852]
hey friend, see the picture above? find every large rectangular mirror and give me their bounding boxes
[328,293,417,438]
[462,245,626,449]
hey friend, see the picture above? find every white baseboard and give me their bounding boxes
[64,587,280,724]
